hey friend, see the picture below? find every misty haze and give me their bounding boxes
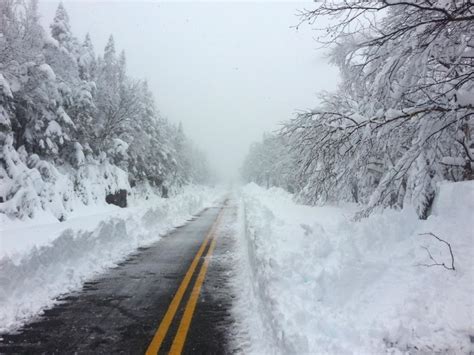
[0,1,473,354]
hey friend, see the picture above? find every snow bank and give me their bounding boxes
[239,182,474,354]
[0,185,224,332]
[0,135,130,221]
[228,192,280,355]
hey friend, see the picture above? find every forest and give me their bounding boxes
[0,0,211,221]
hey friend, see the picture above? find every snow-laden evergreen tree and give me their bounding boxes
[283,0,474,219]
[50,3,71,46]
[44,2,86,167]
[46,1,79,79]
[0,74,13,135]
[78,34,96,81]
[126,81,169,185]
[1,0,74,159]
[0,2,15,137]
[68,33,97,166]
[0,0,79,219]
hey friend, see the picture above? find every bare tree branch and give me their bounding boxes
[418,232,456,271]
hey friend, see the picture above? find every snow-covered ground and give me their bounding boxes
[0,185,225,333]
[236,182,474,354]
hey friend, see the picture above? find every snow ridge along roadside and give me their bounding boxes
[0,185,224,333]
[228,195,281,355]
[239,182,474,354]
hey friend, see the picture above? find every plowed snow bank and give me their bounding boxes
[0,185,224,332]
[239,182,473,353]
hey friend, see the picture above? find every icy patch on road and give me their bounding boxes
[0,185,225,333]
[238,182,474,354]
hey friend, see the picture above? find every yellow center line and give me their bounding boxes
[145,212,220,355]
[169,214,221,355]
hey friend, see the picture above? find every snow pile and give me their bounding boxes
[0,135,130,221]
[227,193,280,355]
[0,185,224,332]
[239,182,474,353]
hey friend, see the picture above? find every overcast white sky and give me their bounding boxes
[39,1,339,181]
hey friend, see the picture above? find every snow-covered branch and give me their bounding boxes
[281,0,474,218]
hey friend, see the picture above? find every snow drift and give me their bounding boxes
[0,135,130,221]
[0,185,224,333]
[238,182,474,353]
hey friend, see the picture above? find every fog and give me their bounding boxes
[39,1,339,182]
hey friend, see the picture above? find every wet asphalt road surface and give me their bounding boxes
[0,204,235,354]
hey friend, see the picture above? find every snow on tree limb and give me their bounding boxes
[281,0,474,218]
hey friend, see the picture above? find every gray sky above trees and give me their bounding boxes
[39,1,339,181]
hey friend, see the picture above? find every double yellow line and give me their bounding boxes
[145,210,223,355]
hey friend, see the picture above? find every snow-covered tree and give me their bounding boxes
[1,0,74,159]
[45,2,79,79]
[0,1,211,219]
[50,2,71,46]
[78,34,96,81]
[94,37,141,154]
[0,69,14,136]
[283,0,474,218]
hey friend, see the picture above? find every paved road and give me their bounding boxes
[0,203,235,354]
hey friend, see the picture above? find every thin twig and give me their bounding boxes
[418,232,455,271]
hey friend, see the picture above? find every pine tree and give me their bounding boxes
[50,2,72,48]
[78,34,96,81]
